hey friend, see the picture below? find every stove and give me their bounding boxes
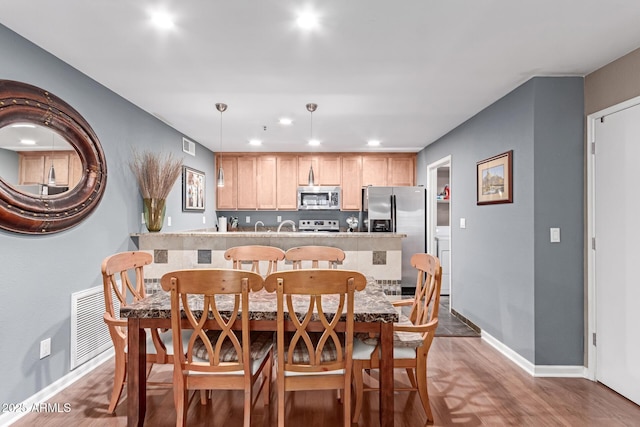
[298,219,340,232]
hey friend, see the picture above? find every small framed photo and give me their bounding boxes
[182,166,205,212]
[476,150,513,205]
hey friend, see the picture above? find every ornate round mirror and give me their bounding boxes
[0,80,107,234]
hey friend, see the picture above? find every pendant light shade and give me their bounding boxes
[306,103,318,186]
[47,133,56,186]
[216,103,227,188]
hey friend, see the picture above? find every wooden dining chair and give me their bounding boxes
[101,251,172,413]
[224,245,285,277]
[263,269,367,427]
[352,253,442,423]
[160,268,273,427]
[284,245,346,269]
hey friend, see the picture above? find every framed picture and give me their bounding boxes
[476,150,513,205]
[182,166,205,212]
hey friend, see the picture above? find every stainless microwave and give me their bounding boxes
[297,186,341,210]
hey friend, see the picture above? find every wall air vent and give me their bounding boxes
[70,285,113,370]
[183,137,196,156]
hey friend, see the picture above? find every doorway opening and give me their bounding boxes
[426,156,451,297]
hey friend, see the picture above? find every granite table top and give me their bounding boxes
[120,281,399,324]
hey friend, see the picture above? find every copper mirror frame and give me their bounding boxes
[0,80,107,234]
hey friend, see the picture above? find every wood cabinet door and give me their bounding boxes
[276,156,298,210]
[257,156,277,210]
[341,155,362,210]
[19,153,45,185]
[236,156,257,209]
[362,156,387,186]
[298,156,319,186]
[388,156,415,186]
[216,156,238,210]
[319,155,341,185]
[68,151,83,189]
[45,153,71,186]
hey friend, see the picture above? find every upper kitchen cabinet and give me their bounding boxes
[216,156,238,210]
[362,156,388,186]
[236,156,257,209]
[19,150,82,187]
[341,155,362,210]
[297,155,341,185]
[276,155,298,210]
[256,156,277,210]
[388,156,415,186]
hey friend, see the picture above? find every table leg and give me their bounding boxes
[127,318,146,427]
[379,321,394,427]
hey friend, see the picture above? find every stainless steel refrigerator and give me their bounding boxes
[361,186,426,290]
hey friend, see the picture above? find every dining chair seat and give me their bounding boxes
[284,331,342,364]
[192,330,274,366]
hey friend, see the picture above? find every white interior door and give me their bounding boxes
[593,105,640,405]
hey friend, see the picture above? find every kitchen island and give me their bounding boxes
[130,230,405,294]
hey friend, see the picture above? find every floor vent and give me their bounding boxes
[70,285,113,370]
[182,137,196,156]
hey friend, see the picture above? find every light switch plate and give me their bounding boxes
[460,218,466,229]
[550,227,560,243]
[167,216,172,227]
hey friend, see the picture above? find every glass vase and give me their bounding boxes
[143,198,166,232]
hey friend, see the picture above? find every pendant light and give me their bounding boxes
[306,103,317,186]
[47,133,56,186]
[216,103,227,187]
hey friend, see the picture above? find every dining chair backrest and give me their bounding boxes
[160,268,264,373]
[408,253,442,329]
[224,245,286,277]
[284,245,346,269]
[160,268,271,426]
[101,251,169,413]
[264,268,367,426]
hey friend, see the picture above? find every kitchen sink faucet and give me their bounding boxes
[277,220,296,232]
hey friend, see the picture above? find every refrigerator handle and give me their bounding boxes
[391,194,397,232]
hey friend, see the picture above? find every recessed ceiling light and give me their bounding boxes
[150,11,175,29]
[249,139,262,146]
[296,11,319,30]
[20,139,36,145]
[308,139,321,146]
[279,118,293,125]
[367,140,381,147]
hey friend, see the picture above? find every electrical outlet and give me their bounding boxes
[277,215,282,222]
[40,338,51,359]
[141,212,145,224]
[246,216,251,223]
[202,216,206,224]
[167,216,172,227]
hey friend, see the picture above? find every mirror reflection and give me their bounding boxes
[0,123,80,196]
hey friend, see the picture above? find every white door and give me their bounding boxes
[593,105,640,405]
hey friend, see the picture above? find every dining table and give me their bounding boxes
[120,279,399,427]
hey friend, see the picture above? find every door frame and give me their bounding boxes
[426,155,452,296]
[586,95,640,380]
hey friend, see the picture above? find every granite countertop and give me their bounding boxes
[121,281,398,324]
[131,230,406,238]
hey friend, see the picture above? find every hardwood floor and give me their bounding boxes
[11,337,640,426]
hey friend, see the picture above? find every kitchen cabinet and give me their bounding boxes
[276,156,298,210]
[388,156,415,186]
[340,155,362,210]
[256,156,277,210]
[19,150,80,188]
[297,155,341,185]
[217,152,415,211]
[236,156,257,209]
[216,156,238,210]
[362,156,388,186]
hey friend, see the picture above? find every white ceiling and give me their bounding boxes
[2,1,640,153]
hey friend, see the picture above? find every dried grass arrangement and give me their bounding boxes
[129,150,183,199]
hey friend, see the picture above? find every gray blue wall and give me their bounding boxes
[0,24,216,405]
[0,147,19,184]
[418,77,584,365]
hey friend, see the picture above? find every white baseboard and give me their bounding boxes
[481,331,587,378]
[0,349,113,427]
